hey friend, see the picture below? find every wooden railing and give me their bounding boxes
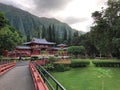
[29,62,49,90]
[35,63,66,90]
[0,62,16,76]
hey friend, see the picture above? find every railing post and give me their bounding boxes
[43,71,46,83]
[56,84,58,90]
[35,63,66,90]
[0,59,1,65]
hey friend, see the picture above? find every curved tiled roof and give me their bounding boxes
[52,47,68,50]
[24,38,55,45]
[57,44,67,47]
[16,46,31,49]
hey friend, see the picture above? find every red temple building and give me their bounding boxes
[7,38,68,57]
[52,44,68,56]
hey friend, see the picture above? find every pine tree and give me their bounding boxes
[42,25,46,38]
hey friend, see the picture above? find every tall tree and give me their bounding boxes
[67,46,85,58]
[47,25,52,41]
[42,25,46,38]
[0,12,8,28]
[90,0,120,58]
[52,24,55,42]
[0,12,22,55]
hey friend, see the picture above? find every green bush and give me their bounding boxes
[53,64,70,72]
[92,60,120,67]
[31,56,39,61]
[70,60,90,68]
[54,54,58,57]
[44,64,54,71]
[48,56,58,63]
[67,46,85,58]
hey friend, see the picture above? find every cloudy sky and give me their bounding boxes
[0,0,108,32]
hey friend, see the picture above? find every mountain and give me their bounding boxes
[0,3,84,44]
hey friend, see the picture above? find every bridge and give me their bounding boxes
[0,60,66,90]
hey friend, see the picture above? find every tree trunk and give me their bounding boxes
[109,53,113,59]
[93,53,96,58]
[85,52,88,58]
[100,51,102,58]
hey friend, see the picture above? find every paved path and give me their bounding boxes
[0,61,35,90]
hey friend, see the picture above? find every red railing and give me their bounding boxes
[35,60,49,65]
[29,62,49,90]
[0,62,16,76]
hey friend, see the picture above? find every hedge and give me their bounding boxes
[70,60,90,68]
[53,64,70,72]
[92,60,120,67]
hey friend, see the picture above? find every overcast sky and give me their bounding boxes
[0,0,108,32]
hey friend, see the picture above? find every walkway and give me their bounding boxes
[0,61,35,90]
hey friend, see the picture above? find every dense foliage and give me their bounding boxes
[71,0,120,58]
[93,60,120,67]
[67,46,85,58]
[70,60,89,68]
[0,12,22,55]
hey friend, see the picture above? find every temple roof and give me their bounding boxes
[16,46,31,49]
[24,38,55,45]
[52,47,68,50]
[57,44,68,47]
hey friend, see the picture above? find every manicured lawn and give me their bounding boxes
[51,66,120,90]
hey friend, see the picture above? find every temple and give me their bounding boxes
[7,38,68,57]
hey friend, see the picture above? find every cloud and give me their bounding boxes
[0,0,108,32]
[0,0,15,6]
[33,0,73,12]
[0,0,74,17]
[0,0,35,10]
[97,0,107,5]
[64,17,88,24]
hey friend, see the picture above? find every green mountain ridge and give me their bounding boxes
[0,3,84,44]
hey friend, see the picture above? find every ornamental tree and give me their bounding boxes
[67,46,85,58]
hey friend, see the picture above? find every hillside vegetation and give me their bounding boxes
[0,3,84,44]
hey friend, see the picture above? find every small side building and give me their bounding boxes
[52,44,68,56]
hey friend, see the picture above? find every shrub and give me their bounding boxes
[53,64,70,72]
[31,56,39,61]
[92,60,120,67]
[70,60,89,68]
[67,46,85,58]
[48,56,58,63]
[54,54,58,57]
[44,64,54,71]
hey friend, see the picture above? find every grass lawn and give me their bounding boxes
[51,66,120,90]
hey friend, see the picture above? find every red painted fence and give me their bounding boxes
[35,60,49,65]
[29,62,49,90]
[0,62,16,76]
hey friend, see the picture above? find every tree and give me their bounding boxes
[0,26,22,54]
[90,0,120,58]
[52,24,56,42]
[0,12,8,28]
[67,46,85,58]
[90,19,110,58]
[112,38,120,58]
[73,31,79,37]
[79,33,98,58]
[47,25,53,41]
[64,29,67,41]
[42,25,46,38]
[0,12,22,55]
